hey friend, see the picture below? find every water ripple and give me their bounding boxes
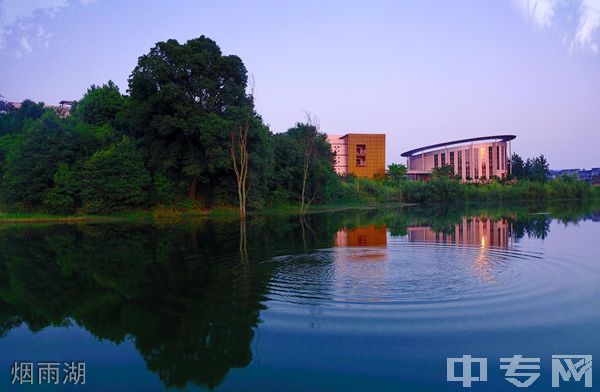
[259,238,600,332]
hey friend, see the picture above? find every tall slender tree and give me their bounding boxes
[300,114,319,215]
[231,114,250,219]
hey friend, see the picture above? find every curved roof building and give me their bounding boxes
[401,135,516,182]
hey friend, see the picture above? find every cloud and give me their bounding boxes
[574,0,600,53]
[512,0,557,29]
[512,0,600,53]
[18,35,32,52]
[0,0,95,54]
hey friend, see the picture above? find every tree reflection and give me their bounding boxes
[0,223,272,389]
[0,201,597,389]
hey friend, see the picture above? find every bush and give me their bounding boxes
[81,137,151,213]
[43,164,81,213]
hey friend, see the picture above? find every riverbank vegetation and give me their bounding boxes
[1,35,598,219]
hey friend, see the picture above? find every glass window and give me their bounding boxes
[488,146,493,177]
[496,146,500,170]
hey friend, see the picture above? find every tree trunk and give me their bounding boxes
[231,121,249,220]
[188,176,198,200]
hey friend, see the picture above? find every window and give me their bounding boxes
[441,153,446,166]
[355,144,366,167]
[434,154,438,168]
[482,163,486,179]
[450,151,455,169]
[488,146,493,177]
[496,146,500,170]
[465,149,471,178]
[473,149,479,179]
[457,151,462,179]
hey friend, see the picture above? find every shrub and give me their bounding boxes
[81,137,151,213]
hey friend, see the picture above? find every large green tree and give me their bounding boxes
[126,36,261,204]
[271,122,335,205]
[80,137,151,213]
[511,153,525,179]
[1,111,101,209]
[75,80,126,127]
[0,99,46,136]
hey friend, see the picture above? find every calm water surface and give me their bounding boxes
[0,203,599,391]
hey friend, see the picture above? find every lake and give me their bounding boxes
[0,202,599,391]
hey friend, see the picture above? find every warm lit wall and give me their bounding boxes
[327,135,348,175]
[346,134,386,178]
[407,140,510,182]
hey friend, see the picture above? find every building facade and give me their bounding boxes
[401,135,515,182]
[327,133,386,178]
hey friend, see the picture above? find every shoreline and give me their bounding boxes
[0,202,413,224]
[2,198,599,224]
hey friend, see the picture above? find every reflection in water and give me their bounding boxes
[332,225,389,303]
[407,217,512,248]
[408,218,512,283]
[0,224,273,390]
[335,225,388,247]
[334,224,388,263]
[0,203,598,390]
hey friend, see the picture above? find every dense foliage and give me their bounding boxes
[0,36,332,214]
[511,153,550,182]
[0,36,597,215]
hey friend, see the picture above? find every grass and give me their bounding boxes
[0,201,415,224]
[1,176,597,224]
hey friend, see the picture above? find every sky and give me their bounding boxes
[0,0,599,169]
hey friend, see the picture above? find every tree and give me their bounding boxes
[511,153,549,182]
[300,114,319,215]
[0,94,12,113]
[511,153,525,179]
[530,154,549,182]
[81,137,151,213]
[271,121,335,207]
[387,163,407,181]
[1,111,100,208]
[75,81,126,127]
[0,99,46,136]
[126,36,251,203]
[231,112,250,219]
[431,164,456,180]
[43,163,81,213]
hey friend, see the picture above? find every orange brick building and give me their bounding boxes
[327,133,386,178]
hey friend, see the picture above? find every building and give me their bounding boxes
[6,100,74,117]
[327,133,386,178]
[401,135,515,182]
[57,100,75,117]
[549,167,600,184]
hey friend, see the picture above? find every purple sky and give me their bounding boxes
[1,0,599,169]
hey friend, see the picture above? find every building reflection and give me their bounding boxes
[334,225,388,247]
[332,225,389,303]
[407,217,512,283]
[407,217,512,248]
[334,224,388,263]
